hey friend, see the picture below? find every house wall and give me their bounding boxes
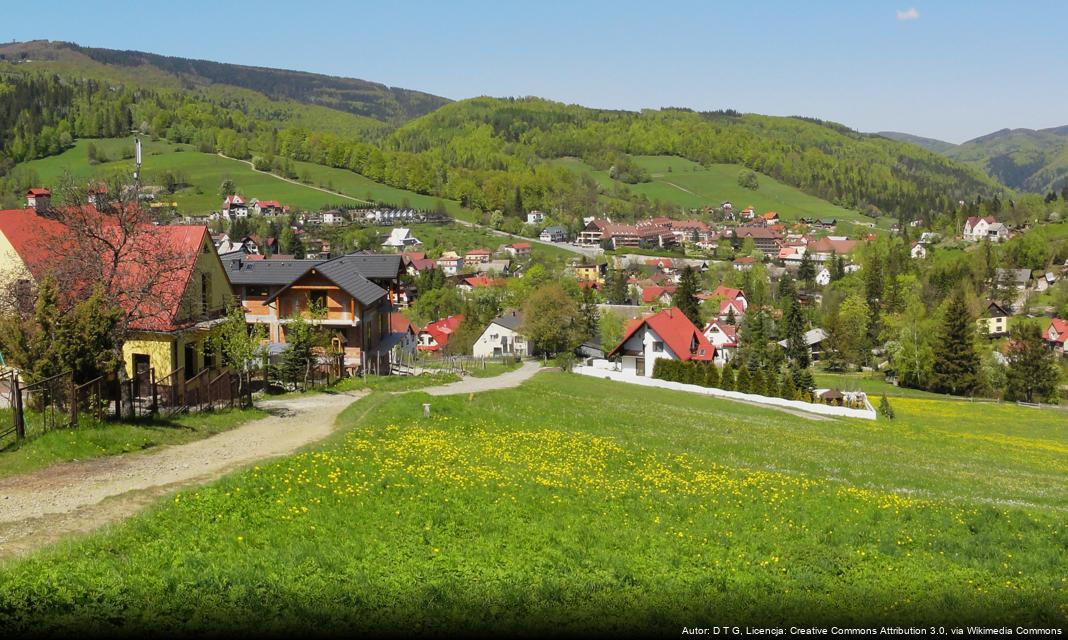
[175,233,234,324]
[472,324,528,358]
[621,326,678,377]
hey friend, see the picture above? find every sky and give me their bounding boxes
[2,0,1066,144]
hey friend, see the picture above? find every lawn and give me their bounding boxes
[17,138,476,219]
[554,155,866,222]
[813,371,964,400]
[0,373,1064,633]
[0,407,267,479]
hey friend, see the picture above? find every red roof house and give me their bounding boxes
[607,307,715,376]
[418,314,464,352]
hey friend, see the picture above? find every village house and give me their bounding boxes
[526,210,546,225]
[777,328,829,361]
[641,285,676,305]
[978,301,1010,337]
[388,313,418,355]
[963,216,1008,243]
[607,307,715,377]
[381,228,423,251]
[464,248,492,266]
[472,311,528,358]
[473,259,511,275]
[436,251,463,276]
[733,256,756,271]
[0,193,232,381]
[910,242,927,259]
[718,298,746,322]
[574,262,605,284]
[734,226,784,253]
[458,275,505,294]
[224,253,404,373]
[996,268,1033,291]
[321,211,349,226]
[401,252,437,277]
[807,236,858,263]
[418,314,464,352]
[252,199,284,216]
[222,194,248,218]
[1044,318,1067,357]
[701,319,738,365]
[539,226,569,243]
[503,242,532,259]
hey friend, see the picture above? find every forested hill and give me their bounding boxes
[0,40,450,124]
[385,97,1004,217]
[877,131,956,154]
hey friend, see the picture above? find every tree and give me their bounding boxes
[674,266,701,326]
[276,301,328,390]
[579,286,599,343]
[725,306,737,326]
[720,361,736,390]
[930,290,981,396]
[703,362,721,388]
[209,306,266,403]
[734,365,752,393]
[520,283,582,356]
[879,395,895,420]
[606,269,629,304]
[798,251,815,289]
[779,368,799,400]
[598,310,625,352]
[1004,324,1060,403]
[37,174,202,418]
[783,296,809,368]
[737,169,759,190]
[835,293,871,368]
[219,179,236,198]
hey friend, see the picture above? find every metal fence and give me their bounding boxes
[0,366,253,448]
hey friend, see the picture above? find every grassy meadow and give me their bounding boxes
[554,155,867,222]
[0,373,1064,633]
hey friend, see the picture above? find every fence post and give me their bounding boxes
[150,368,159,416]
[13,376,25,441]
[69,372,78,428]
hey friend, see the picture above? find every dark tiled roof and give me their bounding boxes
[314,256,388,306]
[339,253,403,279]
[491,312,523,331]
[225,256,323,285]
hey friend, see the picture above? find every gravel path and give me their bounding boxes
[420,360,546,396]
[0,391,364,558]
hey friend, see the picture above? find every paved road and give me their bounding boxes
[420,360,546,396]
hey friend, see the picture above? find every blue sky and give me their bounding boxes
[3,0,1065,143]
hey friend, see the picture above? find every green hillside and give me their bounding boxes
[945,127,1068,193]
[17,138,470,217]
[0,373,1064,632]
[554,155,865,222]
[0,40,449,125]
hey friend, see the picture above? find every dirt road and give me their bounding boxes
[0,391,364,558]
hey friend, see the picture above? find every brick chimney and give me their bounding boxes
[26,188,51,212]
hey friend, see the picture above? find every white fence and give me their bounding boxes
[575,363,878,420]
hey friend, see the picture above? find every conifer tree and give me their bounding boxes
[734,365,752,394]
[1004,324,1060,403]
[675,266,702,327]
[879,395,895,420]
[783,297,809,368]
[720,361,736,390]
[703,362,721,388]
[930,290,981,396]
[751,368,767,397]
[780,369,799,400]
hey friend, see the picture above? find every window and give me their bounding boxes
[652,341,664,352]
[245,285,269,297]
[309,291,328,308]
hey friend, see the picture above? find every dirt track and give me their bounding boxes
[0,391,364,559]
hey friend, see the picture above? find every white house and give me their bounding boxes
[606,307,715,377]
[526,210,546,225]
[815,268,832,287]
[910,243,927,260]
[321,211,349,225]
[382,228,423,250]
[540,226,568,243]
[978,301,1010,337]
[436,251,463,276]
[472,312,528,358]
[702,320,737,365]
[222,194,248,218]
[963,216,1008,243]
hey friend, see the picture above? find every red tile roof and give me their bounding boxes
[390,313,416,334]
[712,286,745,301]
[26,188,51,197]
[462,276,504,288]
[1045,318,1068,345]
[641,285,675,304]
[0,206,211,332]
[608,307,715,362]
[418,314,464,351]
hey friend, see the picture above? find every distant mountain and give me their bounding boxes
[945,126,1068,193]
[877,131,956,154]
[0,40,450,124]
[880,125,1068,193]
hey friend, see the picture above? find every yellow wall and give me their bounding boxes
[0,231,32,312]
[124,331,220,379]
[175,232,235,323]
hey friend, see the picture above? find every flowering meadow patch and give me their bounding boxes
[0,374,1064,634]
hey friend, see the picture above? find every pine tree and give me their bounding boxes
[675,266,702,327]
[779,369,798,400]
[783,297,809,368]
[793,366,814,394]
[751,368,767,397]
[734,365,752,394]
[720,362,736,390]
[725,306,737,326]
[798,252,815,289]
[703,362,721,388]
[930,290,981,396]
[879,395,895,420]
[1004,324,1060,403]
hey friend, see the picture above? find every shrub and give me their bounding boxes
[720,363,736,390]
[879,395,895,420]
[703,363,721,388]
[735,366,752,394]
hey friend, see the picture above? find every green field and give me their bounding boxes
[0,373,1064,633]
[17,139,472,219]
[555,155,868,222]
